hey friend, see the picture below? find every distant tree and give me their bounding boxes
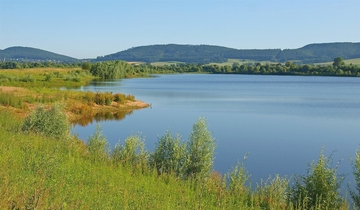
[333,57,345,68]
[82,62,92,70]
[285,61,294,67]
[90,61,134,79]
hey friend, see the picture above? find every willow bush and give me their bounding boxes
[181,117,216,180]
[90,61,134,79]
[351,149,360,208]
[112,134,148,169]
[21,104,70,140]
[87,124,109,163]
[288,149,346,209]
[149,131,185,175]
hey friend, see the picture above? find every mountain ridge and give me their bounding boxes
[0,46,79,62]
[1,42,360,64]
[96,42,360,64]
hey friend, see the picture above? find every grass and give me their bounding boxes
[0,67,94,88]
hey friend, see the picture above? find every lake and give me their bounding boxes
[72,74,360,189]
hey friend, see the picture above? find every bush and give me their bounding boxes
[44,74,52,81]
[114,93,126,103]
[104,92,113,106]
[150,131,185,175]
[87,124,109,162]
[181,117,216,180]
[112,134,147,169]
[255,174,289,209]
[82,62,92,70]
[351,149,360,208]
[94,92,106,105]
[225,159,251,206]
[288,149,345,209]
[21,104,70,139]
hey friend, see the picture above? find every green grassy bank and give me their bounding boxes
[0,106,359,209]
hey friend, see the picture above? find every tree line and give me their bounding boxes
[1,57,359,78]
[0,61,82,69]
[130,57,360,77]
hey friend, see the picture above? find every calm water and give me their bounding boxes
[72,74,360,189]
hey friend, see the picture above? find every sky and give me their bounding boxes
[0,0,359,59]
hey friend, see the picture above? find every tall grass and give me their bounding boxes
[0,67,93,88]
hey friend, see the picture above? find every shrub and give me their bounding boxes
[44,74,52,81]
[72,77,81,82]
[20,74,36,82]
[255,174,289,209]
[126,94,135,102]
[351,149,360,208]
[104,92,113,106]
[227,158,250,194]
[87,124,109,162]
[94,92,105,105]
[82,62,92,70]
[83,91,95,104]
[181,117,216,180]
[114,93,126,103]
[21,104,70,139]
[288,149,345,209]
[225,159,251,206]
[150,131,185,175]
[112,134,148,169]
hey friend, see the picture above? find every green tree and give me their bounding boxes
[90,61,134,79]
[181,117,216,180]
[82,62,92,70]
[333,57,345,68]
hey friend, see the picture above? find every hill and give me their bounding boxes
[277,42,360,63]
[96,42,360,64]
[0,46,79,62]
[96,44,281,64]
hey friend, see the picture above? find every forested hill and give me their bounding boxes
[277,43,360,63]
[0,47,79,62]
[96,42,360,64]
[2,43,359,64]
[96,44,281,63]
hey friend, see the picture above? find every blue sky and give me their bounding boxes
[0,0,359,59]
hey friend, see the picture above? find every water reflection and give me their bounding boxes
[72,110,133,126]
